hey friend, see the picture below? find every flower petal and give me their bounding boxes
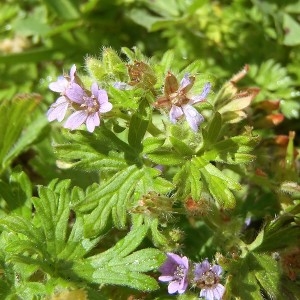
[113,81,131,90]
[86,113,100,132]
[64,111,87,130]
[212,265,223,276]
[47,96,69,122]
[158,275,173,282]
[180,73,192,89]
[179,73,195,93]
[66,83,85,104]
[200,288,215,300]
[191,82,211,104]
[97,89,109,105]
[91,82,99,97]
[182,104,204,132]
[169,105,183,123]
[99,102,113,113]
[168,281,180,294]
[213,284,225,299]
[49,77,68,93]
[69,64,76,81]
[194,259,211,278]
[178,280,188,294]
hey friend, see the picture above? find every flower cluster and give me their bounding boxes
[48,64,211,133]
[159,253,225,299]
[47,65,112,132]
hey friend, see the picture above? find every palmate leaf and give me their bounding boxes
[70,225,165,292]
[0,179,100,271]
[171,149,243,207]
[56,143,127,173]
[202,135,259,164]
[74,165,173,238]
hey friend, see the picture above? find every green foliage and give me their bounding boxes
[1,0,300,299]
[0,178,164,298]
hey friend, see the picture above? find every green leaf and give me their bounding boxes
[32,185,70,256]
[43,0,80,20]
[0,215,44,247]
[227,254,262,299]
[189,160,203,200]
[283,13,300,46]
[71,226,164,291]
[199,161,240,208]
[253,253,281,299]
[128,99,151,152]
[169,136,194,156]
[160,50,175,74]
[251,214,300,252]
[143,136,165,153]
[0,95,42,174]
[202,135,259,164]
[127,8,173,32]
[75,166,145,236]
[147,150,185,166]
[0,169,32,217]
[203,112,222,145]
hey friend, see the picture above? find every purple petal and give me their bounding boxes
[194,260,210,278]
[166,253,185,266]
[213,284,225,299]
[69,64,76,81]
[47,96,69,122]
[200,288,214,300]
[182,104,204,132]
[99,102,112,113]
[181,256,189,269]
[113,81,131,90]
[64,111,87,130]
[97,89,109,106]
[91,82,99,97]
[169,105,183,123]
[168,281,180,294]
[211,264,223,276]
[178,280,188,294]
[86,113,100,132]
[66,83,85,104]
[49,76,68,93]
[191,82,211,104]
[158,275,174,282]
[201,259,211,272]
[179,73,191,90]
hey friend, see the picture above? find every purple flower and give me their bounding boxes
[154,72,211,132]
[113,81,132,90]
[158,253,189,294]
[193,259,225,300]
[64,82,112,132]
[47,64,76,122]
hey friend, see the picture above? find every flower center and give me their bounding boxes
[196,270,219,289]
[170,91,189,106]
[173,265,185,281]
[82,95,99,114]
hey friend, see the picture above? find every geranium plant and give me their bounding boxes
[0,46,299,300]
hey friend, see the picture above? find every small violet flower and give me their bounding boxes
[193,259,225,300]
[154,71,211,132]
[158,253,189,294]
[64,82,112,132]
[113,81,132,90]
[47,64,76,122]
